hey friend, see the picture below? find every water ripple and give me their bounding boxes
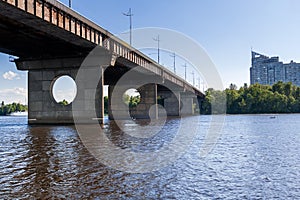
[0,115,299,199]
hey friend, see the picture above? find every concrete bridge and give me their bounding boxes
[0,0,204,124]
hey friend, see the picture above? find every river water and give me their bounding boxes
[0,114,299,199]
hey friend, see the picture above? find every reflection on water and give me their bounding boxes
[0,115,299,199]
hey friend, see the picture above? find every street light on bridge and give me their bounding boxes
[123,8,133,46]
[191,71,195,86]
[69,0,71,8]
[153,35,160,64]
[169,52,176,74]
[182,63,187,81]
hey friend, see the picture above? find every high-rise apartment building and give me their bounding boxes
[250,51,300,86]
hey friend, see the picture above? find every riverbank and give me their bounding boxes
[0,102,27,116]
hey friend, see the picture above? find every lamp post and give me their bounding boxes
[169,52,176,73]
[69,0,71,8]
[153,35,160,64]
[191,71,195,86]
[197,77,201,89]
[182,63,187,81]
[123,8,133,46]
[202,81,205,92]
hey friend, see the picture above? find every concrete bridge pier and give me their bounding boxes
[157,85,199,117]
[196,96,203,114]
[16,57,107,124]
[108,85,132,120]
[180,93,196,116]
[73,66,105,124]
[26,69,78,124]
[109,83,158,120]
[133,84,158,119]
[157,87,181,117]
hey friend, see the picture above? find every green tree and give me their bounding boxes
[129,96,140,108]
[272,81,285,95]
[201,89,226,114]
[225,89,239,113]
[104,96,109,114]
[0,102,28,116]
[284,82,293,97]
[59,99,69,106]
[0,101,4,115]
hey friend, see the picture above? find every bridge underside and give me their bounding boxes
[0,0,95,59]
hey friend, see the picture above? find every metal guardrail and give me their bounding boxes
[2,0,201,94]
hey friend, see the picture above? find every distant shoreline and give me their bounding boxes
[9,111,28,116]
[0,112,28,117]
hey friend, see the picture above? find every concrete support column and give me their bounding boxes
[108,85,131,120]
[165,92,180,116]
[27,69,78,124]
[108,85,114,120]
[157,89,180,117]
[108,83,158,120]
[131,83,158,119]
[72,66,105,124]
[16,56,110,124]
[96,67,105,121]
[180,93,195,116]
[195,96,203,115]
[27,67,105,124]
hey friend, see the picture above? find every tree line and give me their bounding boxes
[201,81,300,114]
[103,95,141,115]
[0,101,28,116]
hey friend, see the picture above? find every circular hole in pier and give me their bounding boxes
[52,75,77,105]
[123,88,141,107]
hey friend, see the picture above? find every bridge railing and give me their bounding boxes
[2,0,197,93]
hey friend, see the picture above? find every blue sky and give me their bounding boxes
[1,0,300,104]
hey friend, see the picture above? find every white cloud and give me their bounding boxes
[14,87,27,95]
[53,89,77,103]
[0,87,27,95]
[2,71,20,80]
[0,87,27,104]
